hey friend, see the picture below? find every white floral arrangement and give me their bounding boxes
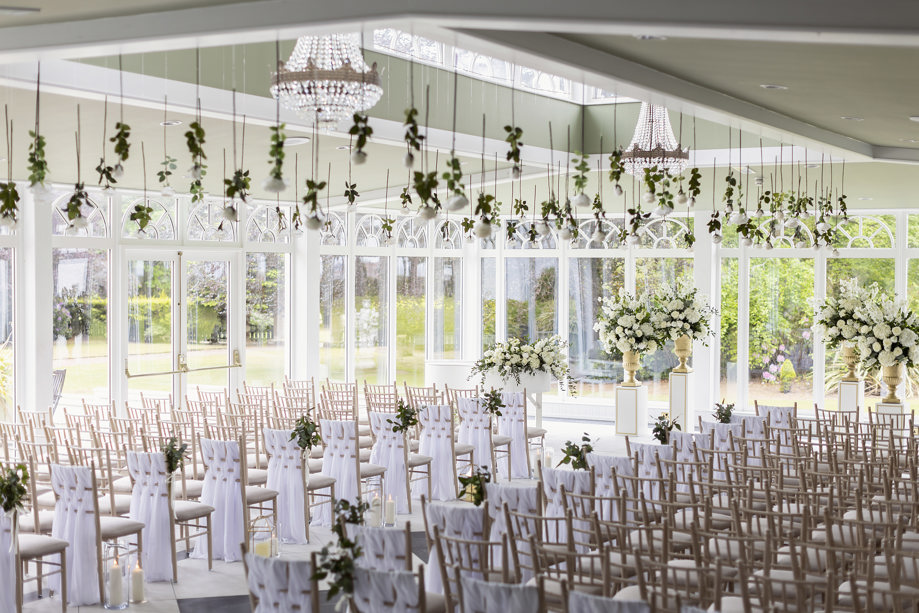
[812,278,877,351]
[594,288,661,356]
[855,294,919,369]
[471,335,569,385]
[655,285,717,343]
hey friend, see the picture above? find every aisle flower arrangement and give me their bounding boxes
[813,278,877,351]
[654,285,717,343]
[855,295,919,370]
[594,289,661,356]
[471,335,569,385]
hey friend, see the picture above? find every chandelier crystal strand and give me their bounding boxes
[271,33,383,130]
[622,102,688,175]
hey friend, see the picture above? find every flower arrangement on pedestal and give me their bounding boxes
[654,285,717,372]
[471,335,569,386]
[813,278,877,381]
[594,289,661,386]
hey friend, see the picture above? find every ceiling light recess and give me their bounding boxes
[284,136,311,146]
[760,84,788,90]
[160,119,183,127]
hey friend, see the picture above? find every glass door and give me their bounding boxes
[124,250,236,407]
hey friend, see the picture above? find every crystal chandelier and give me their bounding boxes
[270,33,383,129]
[622,102,689,175]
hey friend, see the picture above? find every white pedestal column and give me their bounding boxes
[669,372,694,432]
[837,380,864,413]
[876,401,907,415]
[615,386,648,437]
[482,372,553,429]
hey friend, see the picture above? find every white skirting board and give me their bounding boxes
[615,386,648,437]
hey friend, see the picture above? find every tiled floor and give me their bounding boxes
[22,418,630,612]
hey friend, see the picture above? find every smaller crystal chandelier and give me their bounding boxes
[622,102,689,175]
[271,33,383,129]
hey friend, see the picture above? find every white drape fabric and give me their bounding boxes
[416,405,458,501]
[541,467,592,519]
[731,414,766,438]
[263,428,307,544]
[669,432,709,495]
[485,482,539,577]
[317,419,359,526]
[456,398,494,473]
[588,453,634,523]
[352,567,422,613]
[126,451,172,581]
[0,512,15,613]
[461,576,539,613]
[700,422,744,480]
[568,590,652,613]
[346,524,410,572]
[50,464,100,605]
[245,553,317,613]
[496,392,528,479]
[424,502,484,594]
[629,443,673,502]
[195,438,243,562]
[368,412,409,514]
[756,404,795,429]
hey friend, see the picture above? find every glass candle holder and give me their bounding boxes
[248,516,278,558]
[103,542,130,610]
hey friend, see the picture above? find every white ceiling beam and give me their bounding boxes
[3,0,919,63]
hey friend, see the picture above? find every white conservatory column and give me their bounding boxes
[294,230,320,378]
[20,188,54,412]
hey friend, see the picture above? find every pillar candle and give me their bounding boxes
[108,559,124,606]
[384,495,396,525]
[131,561,145,603]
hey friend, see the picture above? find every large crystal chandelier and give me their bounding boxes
[622,102,689,175]
[270,33,383,129]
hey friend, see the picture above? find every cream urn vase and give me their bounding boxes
[621,351,641,387]
[841,343,859,382]
[882,363,903,404]
[673,335,693,373]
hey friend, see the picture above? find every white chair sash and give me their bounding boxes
[263,428,307,544]
[629,443,672,502]
[568,590,652,613]
[126,451,172,581]
[424,502,484,594]
[456,398,494,473]
[416,405,458,501]
[496,392,528,479]
[347,524,410,572]
[246,553,317,612]
[369,412,409,514]
[587,453,633,522]
[669,432,709,495]
[541,466,592,518]
[195,438,243,562]
[485,482,538,577]
[461,576,539,613]
[730,414,766,438]
[317,419,359,526]
[700,422,744,480]
[0,512,15,613]
[352,567,422,613]
[50,464,100,605]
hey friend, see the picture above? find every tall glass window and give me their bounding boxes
[246,252,288,386]
[568,257,624,398]
[0,249,12,419]
[355,256,388,384]
[52,249,108,410]
[719,258,739,404]
[396,256,426,386]
[432,257,462,359]
[748,258,814,410]
[481,258,496,350]
[319,255,347,381]
[505,258,558,341]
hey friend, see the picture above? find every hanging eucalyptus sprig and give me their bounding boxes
[65,107,93,233]
[0,108,19,228]
[131,143,154,234]
[223,96,250,224]
[302,179,327,229]
[442,156,467,211]
[343,136,359,205]
[403,106,423,168]
[28,64,49,190]
[95,97,116,190]
[571,151,591,208]
[264,123,287,192]
[156,97,177,196]
[224,167,251,204]
[185,115,207,202]
[110,56,131,178]
[348,113,372,165]
[504,125,524,178]
[291,153,303,232]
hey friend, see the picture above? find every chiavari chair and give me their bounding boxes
[364,380,400,412]
[282,376,317,410]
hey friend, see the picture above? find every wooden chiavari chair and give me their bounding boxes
[365,380,400,412]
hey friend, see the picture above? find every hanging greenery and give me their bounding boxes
[685,167,702,206]
[402,106,423,168]
[343,180,359,205]
[348,113,372,165]
[185,120,207,202]
[608,148,625,196]
[130,200,154,233]
[64,182,91,231]
[28,66,49,189]
[504,124,524,178]
[96,99,116,189]
[0,109,19,228]
[302,178,327,229]
[224,168,251,203]
[110,120,131,177]
[158,155,177,190]
[571,151,591,208]
[442,156,467,211]
[264,123,287,192]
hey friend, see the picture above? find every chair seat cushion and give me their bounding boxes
[527,427,547,438]
[175,479,204,500]
[454,444,475,456]
[408,454,433,468]
[424,591,446,613]
[173,500,215,522]
[360,463,387,478]
[113,476,133,493]
[99,516,145,539]
[247,453,269,468]
[19,511,54,533]
[245,486,279,504]
[248,468,269,486]
[18,534,68,559]
[307,475,336,491]
[98,494,133,516]
[492,435,512,446]
[36,491,56,509]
